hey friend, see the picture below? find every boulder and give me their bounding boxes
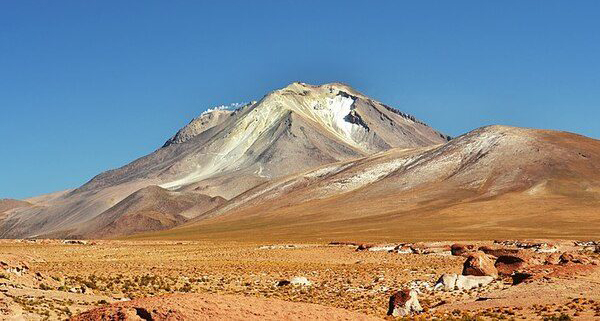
[434,274,494,291]
[387,289,423,317]
[495,254,530,276]
[277,277,311,287]
[451,244,475,256]
[289,277,311,286]
[462,252,498,277]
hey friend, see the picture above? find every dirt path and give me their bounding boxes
[71,292,383,320]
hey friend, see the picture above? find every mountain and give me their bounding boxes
[144,125,600,242]
[0,82,448,238]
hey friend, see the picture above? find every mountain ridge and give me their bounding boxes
[143,125,600,241]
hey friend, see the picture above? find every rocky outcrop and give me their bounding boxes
[163,105,243,147]
[387,289,423,317]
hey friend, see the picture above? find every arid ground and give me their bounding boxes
[1,239,599,320]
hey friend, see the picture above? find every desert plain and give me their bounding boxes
[1,238,599,320]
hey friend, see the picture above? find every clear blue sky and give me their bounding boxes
[1,1,599,199]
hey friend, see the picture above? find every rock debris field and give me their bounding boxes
[0,239,599,320]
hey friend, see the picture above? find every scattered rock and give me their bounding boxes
[387,289,423,317]
[462,252,498,277]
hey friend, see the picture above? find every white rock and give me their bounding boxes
[434,274,494,291]
[388,289,423,317]
[368,245,397,252]
[290,277,311,286]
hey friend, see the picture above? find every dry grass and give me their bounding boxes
[131,190,600,243]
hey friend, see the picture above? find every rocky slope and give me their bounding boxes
[150,125,600,241]
[0,82,448,238]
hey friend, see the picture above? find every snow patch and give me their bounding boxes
[326,95,356,137]
[201,102,247,116]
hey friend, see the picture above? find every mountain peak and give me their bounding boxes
[276,82,363,98]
